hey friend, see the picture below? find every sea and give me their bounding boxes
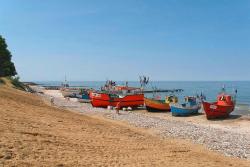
[36,81,250,116]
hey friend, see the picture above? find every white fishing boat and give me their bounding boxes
[60,88,80,97]
[60,76,80,97]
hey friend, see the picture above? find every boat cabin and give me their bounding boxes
[217,94,234,106]
[184,96,197,106]
[114,86,141,95]
[165,96,178,104]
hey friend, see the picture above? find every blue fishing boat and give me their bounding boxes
[170,96,200,116]
[78,90,91,103]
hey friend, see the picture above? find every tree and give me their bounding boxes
[0,35,17,77]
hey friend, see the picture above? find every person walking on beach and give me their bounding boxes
[115,101,121,115]
[50,96,55,106]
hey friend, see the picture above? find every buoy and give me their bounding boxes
[107,106,113,110]
[127,107,132,111]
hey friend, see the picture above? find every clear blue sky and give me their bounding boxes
[1,0,249,81]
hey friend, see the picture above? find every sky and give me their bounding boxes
[0,0,250,81]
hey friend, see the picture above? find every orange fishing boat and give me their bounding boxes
[144,96,178,112]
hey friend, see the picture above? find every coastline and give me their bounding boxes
[234,104,250,115]
[1,84,250,166]
[33,81,250,108]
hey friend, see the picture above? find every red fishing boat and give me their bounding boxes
[90,79,147,108]
[202,93,236,119]
[90,91,144,108]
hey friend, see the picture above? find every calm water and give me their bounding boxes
[37,81,250,115]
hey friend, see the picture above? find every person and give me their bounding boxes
[115,101,121,115]
[50,96,55,105]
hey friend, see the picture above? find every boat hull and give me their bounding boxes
[61,89,80,97]
[171,104,199,116]
[90,92,144,108]
[78,99,91,103]
[202,101,234,119]
[144,98,170,112]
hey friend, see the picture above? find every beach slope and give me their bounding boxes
[0,83,249,166]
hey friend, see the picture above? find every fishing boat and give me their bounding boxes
[202,92,236,119]
[144,95,178,112]
[60,77,81,97]
[90,79,147,108]
[90,91,144,108]
[61,88,80,97]
[171,96,200,116]
[78,90,91,103]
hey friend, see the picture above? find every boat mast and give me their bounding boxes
[63,75,69,88]
[139,75,149,91]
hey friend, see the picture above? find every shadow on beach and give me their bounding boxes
[238,116,250,121]
[171,112,204,117]
[208,114,242,121]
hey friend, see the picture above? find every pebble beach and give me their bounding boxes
[38,87,250,160]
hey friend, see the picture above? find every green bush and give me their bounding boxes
[9,76,26,90]
[0,78,4,84]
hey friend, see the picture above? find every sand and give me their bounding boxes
[0,85,249,166]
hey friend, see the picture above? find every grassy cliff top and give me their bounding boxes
[0,77,26,91]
